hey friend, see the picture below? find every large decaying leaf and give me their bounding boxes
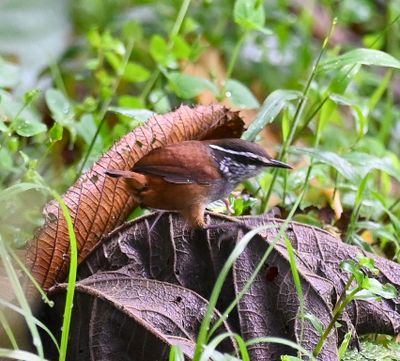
[25,105,245,291]
[42,212,400,361]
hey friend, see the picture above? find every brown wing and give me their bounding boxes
[132,141,221,185]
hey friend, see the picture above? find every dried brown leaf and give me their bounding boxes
[43,212,400,360]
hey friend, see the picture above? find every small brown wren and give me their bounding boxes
[105,138,291,228]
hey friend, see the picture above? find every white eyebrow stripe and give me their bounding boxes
[209,144,269,163]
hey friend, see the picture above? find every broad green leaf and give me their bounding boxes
[361,278,397,299]
[291,147,359,182]
[14,117,46,137]
[225,79,259,109]
[0,58,19,88]
[328,64,361,94]
[328,94,368,142]
[242,90,301,141]
[48,122,63,143]
[108,107,154,121]
[45,88,74,126]
[123,62,150,83]
[171,34,191,60]
[75,113,100,146]
[344,152,400,181]
[118,95,145,108]
[320,48,400,71]
[167,72,217,99]
[149,89,171,113]
[0,147,13,171]
[234,0,271,34]
[150,35,175,67]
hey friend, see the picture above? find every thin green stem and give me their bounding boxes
[313,285,359,357]
[77,39,135,177]
[226,31,247,80]
[389,198,400,212]
[140,0,192,101]
[261,19,337,213]
[0,236,44,359]
[7,247,53,307]
[0,310,18,350]
[170,0,192,39]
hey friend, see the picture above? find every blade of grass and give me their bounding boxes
[345,174,370,243]
[0,348,49,361]
[7,247,53,307]
[208,152,316,340]
[0,236,44,359]
[200,332,249,361]
[0,299,60,352]
[284,234,305,357]
[49,191,78,361]
[261,18,337,212]
[192,224,279,361]
[0,310,18,349]
[168,345,185,361]
[246,336,316,360]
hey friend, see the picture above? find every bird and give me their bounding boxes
[105,138,291,228]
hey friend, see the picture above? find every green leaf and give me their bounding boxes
[171,34,191,60]
[361,278,397,299]
[320,48,400,71]
[150,35,175,67]
[14,117,46,137]
[344,152,400,182]
[75,113,100,146]
[0,58,19,88]
[225,79,259,109]
[304,313,324,335]
[338,331,353,359]
[108,107,154,121]
[291,147,359,182]
[0,147,13,171]
[45,88,74,126]
[242,90,301,141]
[123,62,150,83]
[167,72,217,99]
[234,0,271,33]
[0,118,8,132]
[48,122,63,143]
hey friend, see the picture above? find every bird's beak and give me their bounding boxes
[268,159,292,169]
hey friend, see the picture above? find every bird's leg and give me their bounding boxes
[181,204,207,229]
[223,197,235,215]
